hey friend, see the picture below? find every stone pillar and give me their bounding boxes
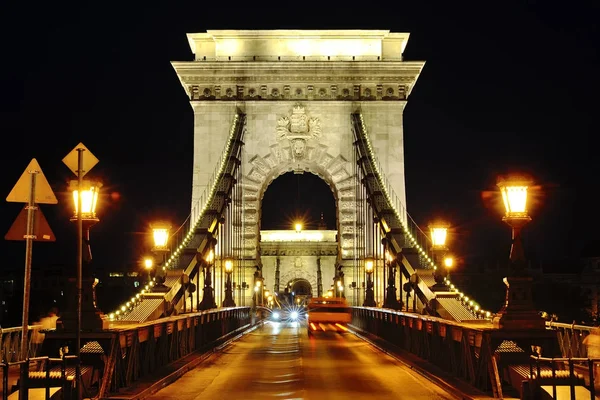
[274,257,280,294]
[317,257,323,297]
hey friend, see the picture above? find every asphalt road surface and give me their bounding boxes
[146,321,459,400]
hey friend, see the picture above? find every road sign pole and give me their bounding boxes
[19,169,37,400]
[76,148,83,400]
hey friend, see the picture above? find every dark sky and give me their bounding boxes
[0,2,597,274]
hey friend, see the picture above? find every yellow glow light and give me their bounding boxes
[144,258,153,269]
[205,249,214,263]
[365,259,374,273]
[224,258,233,273]
[295,222,302,232]
[444,256,453,268]
[497,175,533,217]
[152,225,170,250]
[430,224,448,247]
[70,180,102,219]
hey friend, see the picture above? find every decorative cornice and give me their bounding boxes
[172,61,424,101]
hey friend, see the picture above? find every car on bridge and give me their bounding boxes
[270,306,305,323]
[306,297,351,334]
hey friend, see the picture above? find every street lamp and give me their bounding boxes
[253,280,265,306]
[430,223,448,249]
[383,250,402,310]
[199,247,217,310]
[222,258,236,307]
[67,179,104,329]
[492,174,545,330]
[144,257,153,284]
[61,178,104,400]
[363,258,376,307]
[295,222,302,233]
[150,223,170,292]
[151,223,170,252]
[429,221,450,291]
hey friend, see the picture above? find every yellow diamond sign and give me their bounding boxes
[62,142,99,178]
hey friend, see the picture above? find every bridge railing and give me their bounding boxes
[353,114,435,268]
[546,321,593,358]
[352,308,599,398]
[353,113,492,319]
[1,325,44,362]
[162,114,244,271]
[98,307,254,397]
[351,306,499,395]
[107,114,245,320]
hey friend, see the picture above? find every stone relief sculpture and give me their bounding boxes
[276,104,321,160]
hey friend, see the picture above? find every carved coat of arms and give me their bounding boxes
[277,104,321,160]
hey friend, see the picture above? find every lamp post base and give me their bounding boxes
[57,276,107,331]
[383,287,402,310]
[492,309,546,330]
[363,289,376,307]
[199,287,217,310]
[493,275,545,330]
[223,289,236,307]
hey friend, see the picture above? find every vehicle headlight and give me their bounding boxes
[272,312,280,320]
[290,311,299,320]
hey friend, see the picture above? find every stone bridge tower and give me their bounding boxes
[172,30,424,303]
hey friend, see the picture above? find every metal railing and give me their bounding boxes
[1,325,43,362]
[162,114,245,270]
[352,114,435,268]
[546,321,594,358]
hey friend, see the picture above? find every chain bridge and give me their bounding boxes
[1,30,596,400]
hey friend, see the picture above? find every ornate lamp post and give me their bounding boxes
[363,258,376,307]
[492,174,545,330]
[65,179,104,329]
[55,179,104,400]
[222,258,236,307]
[429,222,450,291]
[199,248,217,310]
[383,250,402,310]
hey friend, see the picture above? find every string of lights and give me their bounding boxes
[108,114,243,321]
[357,114,491,320]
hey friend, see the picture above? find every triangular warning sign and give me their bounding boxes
[5,205,56,242]
[6,159,58,204]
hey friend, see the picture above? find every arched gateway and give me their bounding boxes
[172,30,424,306]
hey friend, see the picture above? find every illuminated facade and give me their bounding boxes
[260,230,338,298]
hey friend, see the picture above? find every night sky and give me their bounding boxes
[0,2,597,276]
